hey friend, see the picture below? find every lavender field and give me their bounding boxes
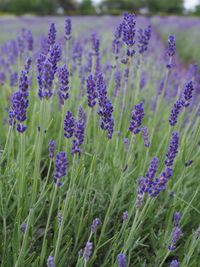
[0,14,200,267]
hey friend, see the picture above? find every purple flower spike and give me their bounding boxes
[48,23,56,48]
[167,35,176,57]
[91,32,100,56]
[137,25,151,54]
[122,12,136,57]
[90,218,101,234]
[65,17,72,40]
[182,81,194,107]
[64,111,75,138]
[168,226,183,251]
[129,102,144,134]
[97,73,114,139]
[86,74,98,108]
[47,255,55,267]
[54,152,68,186]
[146,157,159,180]
[49,43,62,74]
[173,212,181,227]
[117,253,126,267]
[169,100,183,126]
[164,132,179,167]
[58,65,70,105]
[71,107,86,155]
[83,242,93,262]
[170,259,180,267]
[49,140,56,159]
[37,58,54,99]
[141,126,150,147]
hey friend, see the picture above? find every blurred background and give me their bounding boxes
[0,0,200,16]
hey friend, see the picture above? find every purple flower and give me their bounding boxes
[169,100,183,126]
[168,226,183,251]
[37,58,54,99]
[48,23,56,48]
[71,107,86,155]
[149,167,173,197]
[122,211,128,222]
[182,81,194,107]
[65,17,71,40]
[47,255,55,267]
[86,74,98,108]
[164,132,179,167]
[10,70,29,133]
[137,25,151,54]
[129,102,144,134]
[167,35,176,57]
[24,57,32,74]
[117,253,126,267]
[26,29,34,51]
[97,73,114,139]
[54,152,68,186]
[49,44,62,74]
[49,140,56,159]
[58,65,69,105]
[21,223,27,234]
[90,218,101,234]
[83,242,93,262]
[146,157,159,180]
[64,111,75,138]
[91,32,100,56]
[173,212,181,227]
[141,126,150,147]
[185,159,193,167]
[170,259,180,267]
[122,12,136,57]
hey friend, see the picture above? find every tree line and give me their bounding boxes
[0,0,198,15]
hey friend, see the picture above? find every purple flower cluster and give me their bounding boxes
[122,12,136,57]
[64,111,75,138]
[48,23,56,48]
[168,214,183,251]
[49,140,56,159]
[129,102,144,134]
[170,259,180,267]
[169,100,183,126]
[9,69,29,133]
[182,80,194,107]
[141,126,150,147]
[57,65,70,105]
[37,57,54,99]
[137,25,151,54]
[83,242,93,262]
[49,44,62,74]
[65,17,71,40]
[169,80,194,126]
[47,255,55,267]
[112,24,123,60]
[91,32,100,56]
[71,107,86,155]
[117,253,126,267]
[167,35,176,57]
[164,132,179,167]
[86,74,98,108]
[53,151,68,186]
[97,73,114,139]
[90,218,101,234]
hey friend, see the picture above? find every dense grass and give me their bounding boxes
[0,15,200,267]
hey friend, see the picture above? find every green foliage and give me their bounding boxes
[79,0,95,15]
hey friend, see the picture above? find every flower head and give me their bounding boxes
[48,23,56,47]
[170,259,180,267]
[83,242,93,262]
[58,65,70,105]
[54,152,68,186]
[64,111,75,138]
[117,253,126,267]
[49,140,56,159]
[90,218,101,234]
[129,102,144,134]
[164,132,179,167]
[65,17,71,40]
